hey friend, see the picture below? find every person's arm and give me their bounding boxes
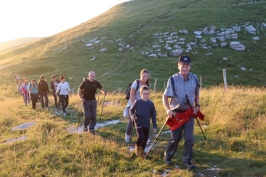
[46,82,50,93]
[56,83,60,95]
[163,95,174,117]
[78,82,85,102]
[193,94,200,114]
[100,88,106,96]
[50,81,53,90]
[129,101,137,121]
[28,84,32,91]
[129,81,138,104]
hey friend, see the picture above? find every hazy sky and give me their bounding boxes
[0,0,128,43]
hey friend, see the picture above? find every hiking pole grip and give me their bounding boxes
[145,117,168,159]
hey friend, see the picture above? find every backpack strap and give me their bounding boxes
[170,76,175,94]
[135,79,140,92]
[190,72,200,88]
[170,73,200,95]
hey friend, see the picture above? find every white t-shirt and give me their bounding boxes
[57,82,71,95]
[127,80,147,107]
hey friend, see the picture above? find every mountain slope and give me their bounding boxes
[0,37,42,52]
[0,0,265,91]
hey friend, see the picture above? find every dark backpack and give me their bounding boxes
[125,80,140,100]
[170,72,200,93]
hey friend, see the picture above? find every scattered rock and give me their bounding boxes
[148,54,158,58]
[194,31,202,36]
[230,41,245,51]
[245,25,256,34]
[202,26,216,35]
[220,42,227,47]
[171,50,183,56]
[4,136,28,144]
[11,122,36,131]
[85,43,93,47]
[252,37,259,41]
[232,26,241,32]
[100,48,107,52]
[222,57,228,61]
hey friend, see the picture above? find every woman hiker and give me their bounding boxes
[28,79,38,109]
[124,69,150,143]
[56,75,71,117]
[21,80,30,106]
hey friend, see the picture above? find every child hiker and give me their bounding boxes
[130,86,157,157]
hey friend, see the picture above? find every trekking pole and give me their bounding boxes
[145,117,169,159]
[185,95,207,141]
[128,118,135,153]
[195,118,207,141]
[100,92,106,116]
[77,103,83,131]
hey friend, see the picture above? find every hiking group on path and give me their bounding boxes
[14,55,204,170]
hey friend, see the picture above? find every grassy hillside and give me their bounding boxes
[0,37,43,53]
[0,0,266,176]
[0,0,265,92]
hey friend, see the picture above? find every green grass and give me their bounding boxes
[0,0,266,176]
[0,82,266,176]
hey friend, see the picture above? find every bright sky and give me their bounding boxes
[0,0,128,43]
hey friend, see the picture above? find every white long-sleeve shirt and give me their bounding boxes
[57,82,71,95]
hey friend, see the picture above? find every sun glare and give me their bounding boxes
[0,0,128,43]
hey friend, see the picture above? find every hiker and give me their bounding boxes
[163,55,200,170]
[38,75,50,111]
[51,75,61,110]
[21,80,30,106]
[130,86,157,157]
[56,75,71,117]
[124,69,150,143]
[28,79,38,109]
[14,74,20,92]
[78,71,106,134]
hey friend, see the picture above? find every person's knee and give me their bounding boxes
[184,136,194,145]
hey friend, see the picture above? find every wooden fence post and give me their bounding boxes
[154,79,157,93]
[223,69,228,90]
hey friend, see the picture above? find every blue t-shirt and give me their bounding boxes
[163,72,199,111]
[130,99,157,129]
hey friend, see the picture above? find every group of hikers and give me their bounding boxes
[14,55,202,170]
[14,75,71,116]
[119,55,202,170]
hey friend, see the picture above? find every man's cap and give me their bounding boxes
[178,55,191,65]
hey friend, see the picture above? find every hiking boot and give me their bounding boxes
[164,151,171,165]
[125,133,131,143]
[165,158,172,165]
[183,162,196,170]
[135,145,144,158]
[89,130,96,135]
[83,127,88,132]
